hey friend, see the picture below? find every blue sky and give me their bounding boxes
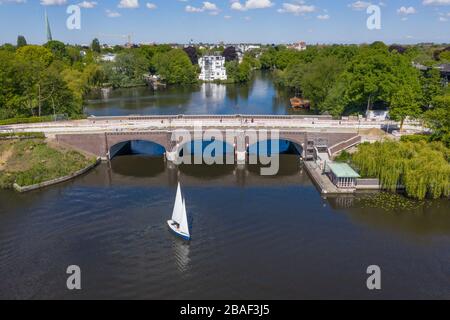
[0,0,449,45]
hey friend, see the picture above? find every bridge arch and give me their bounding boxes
[109,139,167,159]
[177,139,235,157]
[247,138,304,157]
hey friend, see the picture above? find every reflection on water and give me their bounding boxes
[0,154,449,299]
[110,156,166,177]
[326,193,450,237]
[85,71,313,116]
[172,239,191,273]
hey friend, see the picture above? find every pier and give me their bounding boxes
[304,162,354,194]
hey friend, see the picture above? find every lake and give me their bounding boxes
[0,72,449,299]
[85,71,311,116]
[0,155,449,299]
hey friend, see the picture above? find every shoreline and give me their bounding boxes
[0,138,98,192]
[12,158,100,193]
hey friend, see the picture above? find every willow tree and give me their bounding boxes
[351,140,450,200]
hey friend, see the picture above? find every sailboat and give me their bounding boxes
[167,183,191,241]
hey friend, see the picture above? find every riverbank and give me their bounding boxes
[336,140,450,200]
[0,138,97,190]
[1,155,449,299]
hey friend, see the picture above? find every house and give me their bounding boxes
[236,44,261,53]
[100,53,116,62]
[366,110,389,121]
[198,55,227,81]
[327,163,360,188]
[289,41,307,51]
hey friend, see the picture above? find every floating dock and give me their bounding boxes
[303,161,356,194]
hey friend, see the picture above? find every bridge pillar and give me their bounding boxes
[236,151,247,165]
[165,150,179,163]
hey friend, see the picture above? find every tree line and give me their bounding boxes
[0,37,205,120]
[1,37,448,148]
[0,40,102,120]
[259,42,449,146]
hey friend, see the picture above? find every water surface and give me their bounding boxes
[0,155,449,299]
[85,71,311,116]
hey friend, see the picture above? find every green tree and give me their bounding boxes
[421,68,443,108]
[16,45,53,67]
[91,38,101,53]
[439,50,450,62]
[152,49,197,85]
[0,43,15,52]
[102,50,148,87]
[17,35,27,48]
[225,55,256,83]
[39,62,82,117]
[351,140,450,200]
[297,56,345,113]
[389,83,423,131]
[44,40,68,61]
[342,46,394,112]
[423,95,450,146]
[259,47,277,70]
[15,46,54,116]
[321,79,348,116]
[0,50,22,119]
[278,62,305,90]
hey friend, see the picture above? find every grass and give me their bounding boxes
[0,115,87,126]
[0,116,54,126]
[0,132,45,139]
[0,139,96,189]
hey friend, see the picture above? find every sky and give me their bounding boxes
[0,0,449,45]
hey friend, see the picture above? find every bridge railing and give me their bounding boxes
[90,114,335,122]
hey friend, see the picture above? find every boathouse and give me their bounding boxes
[327,163,360,188]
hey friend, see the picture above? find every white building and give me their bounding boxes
[100,53,116,62]
[366,110,389,121]
[199,55,227,81]
[289,41,307,51]
[236,44,261,53]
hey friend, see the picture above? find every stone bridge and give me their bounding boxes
[0,114,414,163]
[55,129,358,162]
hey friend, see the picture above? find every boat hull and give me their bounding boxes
[167,220,191,241]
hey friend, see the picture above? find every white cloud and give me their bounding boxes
[348,1,372,11]
[40,0,66,5]
[106,9,121,17]
[278,3,316,15]
[186,5,203,12]
[423,0,450,6]
[78,1,97,8]
[0,0,26,4]
[118,0,139,9]
[203,1,218,10]
[186,1,219,14]
[397,6,417,15]
[146,2,156,10]
[317,14,330,20]
[231,0,274,11]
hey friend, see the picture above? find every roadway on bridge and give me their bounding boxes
[0,115,422,135]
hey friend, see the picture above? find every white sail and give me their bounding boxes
[179,199,190,236]
[171,183,183,224]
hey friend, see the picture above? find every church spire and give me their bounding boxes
[45,10,52,42]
